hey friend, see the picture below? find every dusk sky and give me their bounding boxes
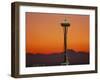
[26,12,89,54]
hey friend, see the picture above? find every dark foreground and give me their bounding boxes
[26,49,89,67]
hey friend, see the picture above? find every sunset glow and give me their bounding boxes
[26,12,89,54]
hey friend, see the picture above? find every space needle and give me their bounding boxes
[60,18,70,65]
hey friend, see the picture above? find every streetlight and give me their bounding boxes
[61,18,70,65]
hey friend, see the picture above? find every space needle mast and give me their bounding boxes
[61,18,70,65]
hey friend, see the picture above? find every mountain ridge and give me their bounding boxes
[26,49,89,67]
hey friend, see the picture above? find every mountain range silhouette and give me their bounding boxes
[26,49,89,67]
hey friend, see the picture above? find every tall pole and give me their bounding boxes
[65,27,69,64]
[61,18,70,65]
[64,27,66,54]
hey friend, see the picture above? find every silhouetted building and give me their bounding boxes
[60,18,70,65]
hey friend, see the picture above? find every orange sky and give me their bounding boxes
[26,12,89,54]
